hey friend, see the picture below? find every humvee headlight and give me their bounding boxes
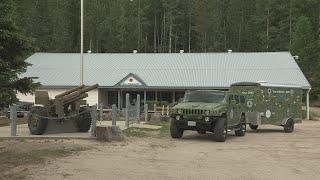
[176,115,181,120]
[205,110,210,116]
[204,117,210,122]
[177,109,182,114]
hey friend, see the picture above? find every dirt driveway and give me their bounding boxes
[18,120,319,180]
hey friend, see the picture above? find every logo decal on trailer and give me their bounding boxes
[265,110,271,118]
[230,108,234,119]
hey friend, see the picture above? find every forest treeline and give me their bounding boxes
[11,0,320,98]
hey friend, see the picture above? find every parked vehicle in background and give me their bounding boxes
[230,82,303,133]
[170,90,247,142]
[0,101,34,118]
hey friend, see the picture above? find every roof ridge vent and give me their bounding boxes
[179,50,184,54]
[227,49,232,53]
[133,50,138,54]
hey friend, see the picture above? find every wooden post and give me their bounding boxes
[10,104,17,136]
[167,105,170,116]
[154,104,157,113]
[161,105,164,115]
[144,104,148,121]
[99,103,103,121]
[136,94,140,122]
[112,104,117,126]
[125,93,129,128]
[90,105,97,138]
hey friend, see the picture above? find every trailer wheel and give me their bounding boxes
[28,107,48,135]
[235,115,246,136]
[77,107,92,132]
[214,118,227,142]
[249,124,258,130]
[170,119,183,138]
[283,119,294,133]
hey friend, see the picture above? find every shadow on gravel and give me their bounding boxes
[247,129,284,134]
[179,132,238,142]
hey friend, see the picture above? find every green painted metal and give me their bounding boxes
[230,82,303,126]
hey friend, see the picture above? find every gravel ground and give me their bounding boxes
[20,120,320,180]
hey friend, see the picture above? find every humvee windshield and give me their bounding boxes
[184,91,226,103]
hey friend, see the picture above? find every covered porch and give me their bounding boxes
[98,88,186,109]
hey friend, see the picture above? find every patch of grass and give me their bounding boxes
[0,117,28,127]
[123,121,170,138]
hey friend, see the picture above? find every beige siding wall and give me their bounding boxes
[17,89,98,106]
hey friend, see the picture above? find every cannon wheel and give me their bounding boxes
[76,107,92,132]
[28,106,48,135]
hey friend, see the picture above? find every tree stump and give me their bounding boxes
[96,125,124,142]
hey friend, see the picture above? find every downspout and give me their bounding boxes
[306,88,311,120]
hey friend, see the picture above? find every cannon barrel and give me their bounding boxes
[61,84,98,104]
[55,85,85,99]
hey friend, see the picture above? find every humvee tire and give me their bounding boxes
[235,115,246,136]
[197,130,206,134]
[76,107,92,132]
[28,106,48,135]
[214,118,227,142]
[170,119,183,138]
[249,124,258,130]
[283,119,294,133]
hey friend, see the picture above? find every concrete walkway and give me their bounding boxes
[0,121,161,139]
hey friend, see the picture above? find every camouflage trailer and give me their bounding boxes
[230,82,303,133]
[170,90,247,142]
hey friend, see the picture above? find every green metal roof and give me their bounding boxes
[22,52,311,90]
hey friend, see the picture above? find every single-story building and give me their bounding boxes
[18,52,311,117]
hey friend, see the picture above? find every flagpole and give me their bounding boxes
[80,0,84,85]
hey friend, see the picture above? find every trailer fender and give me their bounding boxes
[281,118,291,126]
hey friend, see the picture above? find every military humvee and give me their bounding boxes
[230,82,303,132]
[170,90,247,142]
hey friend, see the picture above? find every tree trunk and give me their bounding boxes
[154,13,157,52]
[188,0,191,53]
[289,0,292,46]
[266,2,270,51]
[169,22,172,53]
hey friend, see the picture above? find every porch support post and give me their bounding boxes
[117,89,121,110]
[172,91,175,103]
[144,90,147,106]
[105,90,109,106]
[155,90,158,101]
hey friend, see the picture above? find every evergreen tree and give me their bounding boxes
[291,16,319,98]
[0,0,39,108]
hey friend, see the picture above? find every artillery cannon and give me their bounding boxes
[28,84,98,135]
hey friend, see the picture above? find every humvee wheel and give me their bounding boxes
[235,115,246,136]
[197,130,206,134]
[28,107,48,135]
[284,119,294,133]
[214,118,227,142]
[76,107,92,132]
[249,124,258,130]
[170,119,183,138]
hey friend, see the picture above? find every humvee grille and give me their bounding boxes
[180,109,205,115]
